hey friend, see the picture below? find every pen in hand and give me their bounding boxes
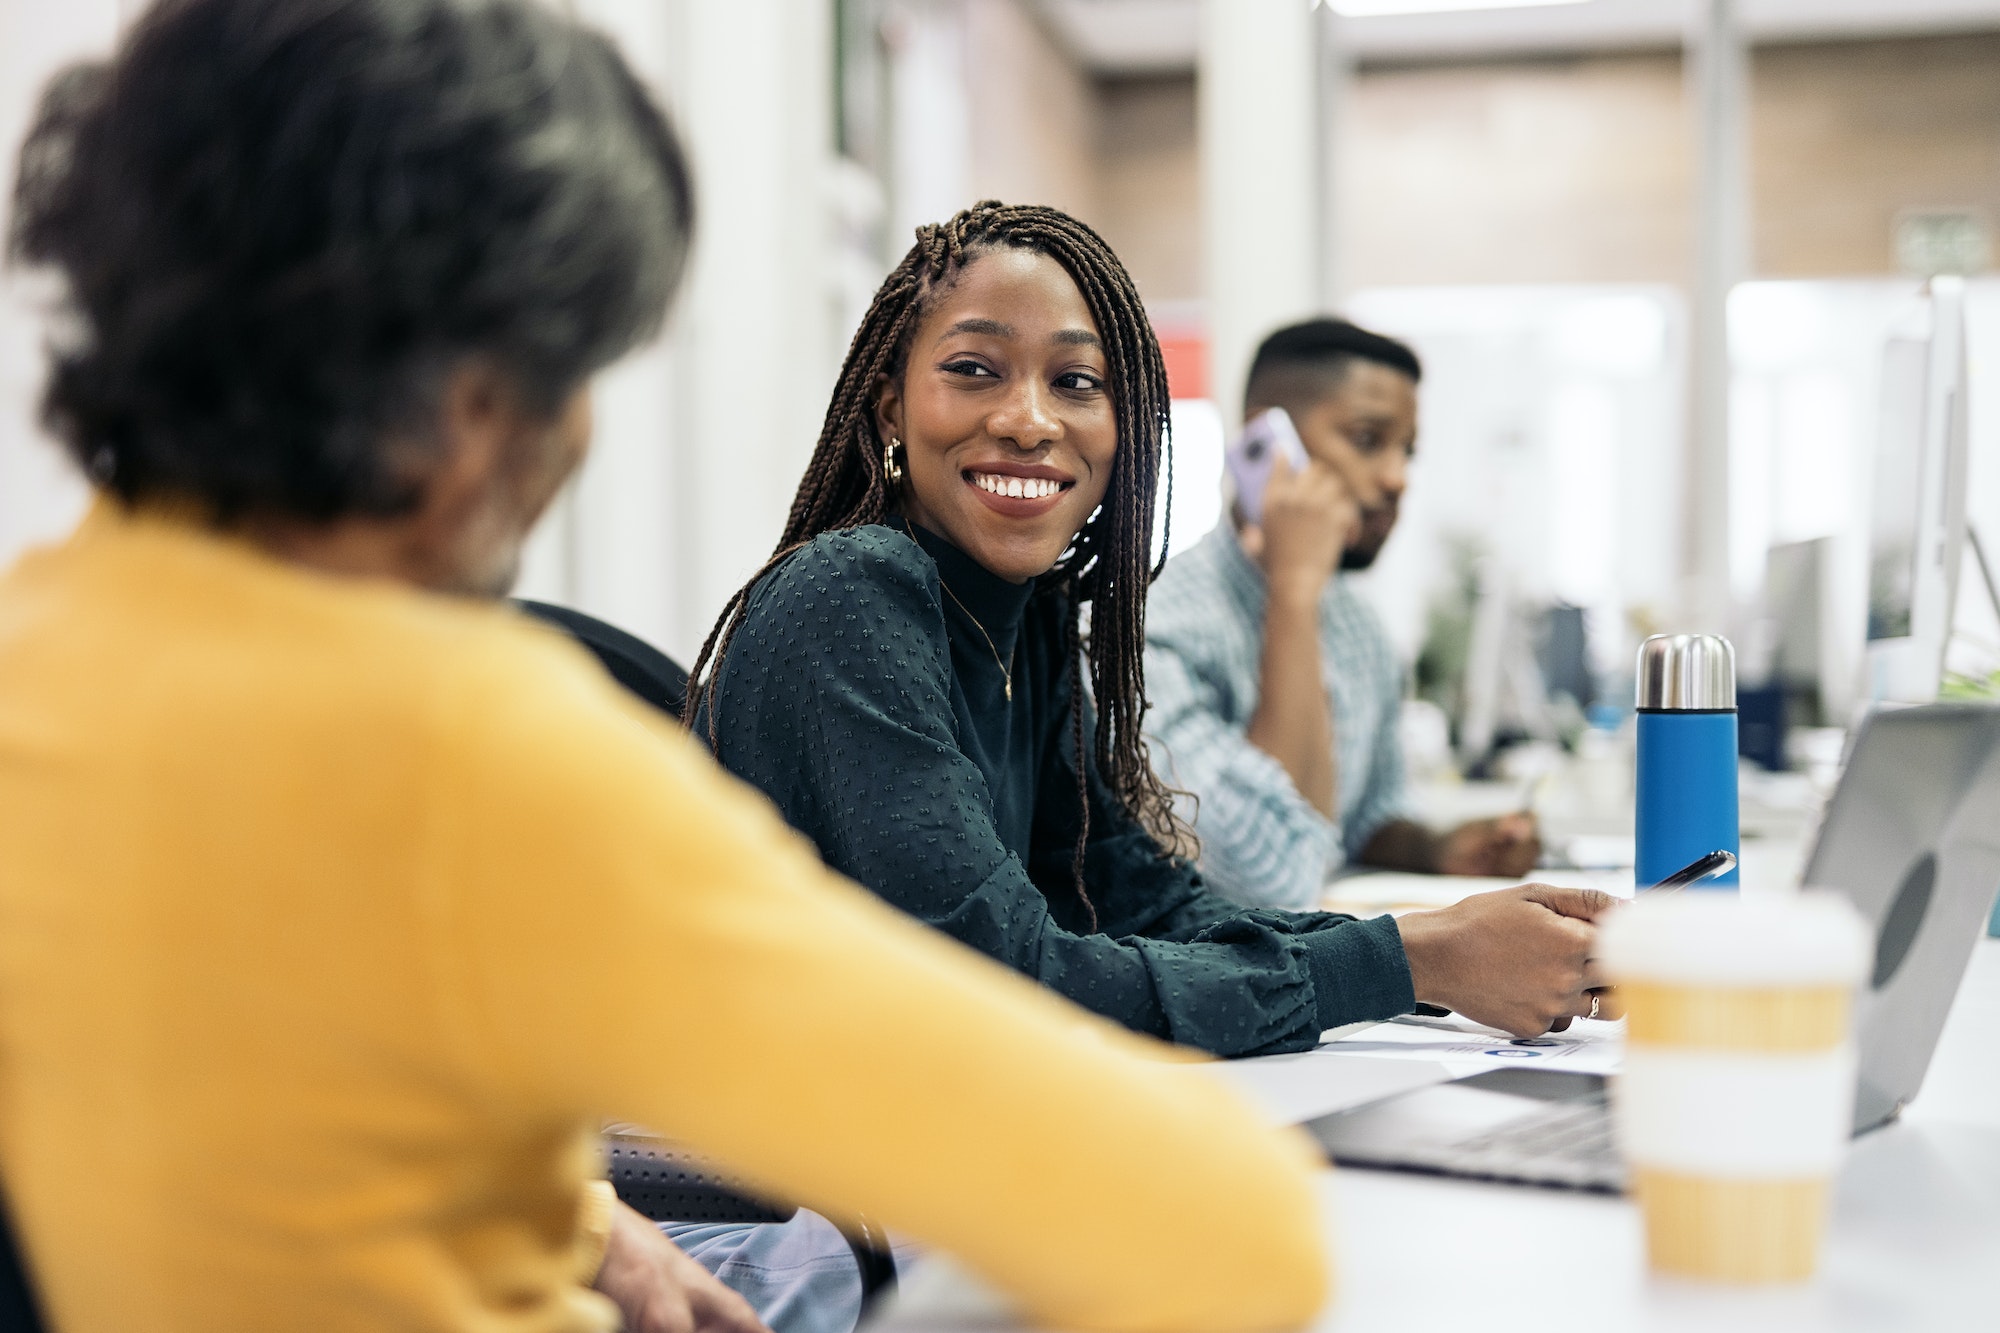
[1645,849,1737,894]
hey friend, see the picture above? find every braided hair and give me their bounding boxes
[685,201,1193,914]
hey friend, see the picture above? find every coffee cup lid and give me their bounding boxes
[1599,891,1871,987]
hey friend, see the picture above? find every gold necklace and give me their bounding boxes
[904,519,1015,702]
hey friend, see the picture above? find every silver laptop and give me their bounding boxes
[1305,702,2000,1194]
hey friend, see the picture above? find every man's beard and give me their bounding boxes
[1340,507,1398,570]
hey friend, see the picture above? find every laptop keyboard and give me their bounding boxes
[1422,1100,1623,1191]
[1309,1069,1631,1194]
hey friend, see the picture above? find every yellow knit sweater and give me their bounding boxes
[0,502,1330,1332]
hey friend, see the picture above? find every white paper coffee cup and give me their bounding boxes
[1598,892,1870,1282]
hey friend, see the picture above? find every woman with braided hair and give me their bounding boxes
[692,202,1422,1060]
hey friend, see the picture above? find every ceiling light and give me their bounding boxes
[1325,0,1596,17]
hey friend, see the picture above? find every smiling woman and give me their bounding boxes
[689,202,1427,1061]
[689,201,1185,891]
[877,250,1118,585]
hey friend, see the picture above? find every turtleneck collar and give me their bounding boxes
[900,519,1040,648]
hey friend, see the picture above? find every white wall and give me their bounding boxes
[1344,284,1688,692]
[0,0,129,572]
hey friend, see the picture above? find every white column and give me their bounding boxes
[1200,0,1321,426]
[1314,5,1351,312]
[542,0,685,652]
[667,0,838,663]
[536,0,838,663]
[1684,0,1750,633]
[885,0,971,247]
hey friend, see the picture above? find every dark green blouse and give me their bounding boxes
[706,521,1414,1057]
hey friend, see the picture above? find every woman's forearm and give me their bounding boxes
[467,726,1334,1332]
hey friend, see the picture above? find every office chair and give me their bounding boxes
[517,599,690,717]
[515,600,897,1309]
[2,1148,891,1328]
[602,1129,792,1225]
[1,1187,48,1332]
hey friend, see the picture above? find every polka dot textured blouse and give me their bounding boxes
[705,522,1415,1057]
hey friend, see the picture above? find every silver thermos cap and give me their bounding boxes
[1635,634,1736,711]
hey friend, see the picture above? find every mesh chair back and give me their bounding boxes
[605,1133,795,1225]
[516,600,688,717]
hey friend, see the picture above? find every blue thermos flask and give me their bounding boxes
[1635,634,1740,889]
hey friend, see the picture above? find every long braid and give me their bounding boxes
[685,201,1196,896]
[1065,596,1097,931]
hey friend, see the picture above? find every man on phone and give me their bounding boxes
[1145,319,1539,910]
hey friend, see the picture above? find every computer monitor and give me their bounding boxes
[1865,277,1970,703]
[1535,604,1595,712]
[1765,536,1830,724]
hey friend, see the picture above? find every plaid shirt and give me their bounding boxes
[1144,525,1407,910]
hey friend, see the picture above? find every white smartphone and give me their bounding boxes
[1224,407,1308,527]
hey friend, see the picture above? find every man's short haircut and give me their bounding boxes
[9,0,693,521]
[1243,318,1421,418]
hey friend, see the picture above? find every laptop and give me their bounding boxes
[1304,702,2000,1194]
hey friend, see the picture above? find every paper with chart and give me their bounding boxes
[1318,1011,1624,1077]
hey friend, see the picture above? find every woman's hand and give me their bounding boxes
[1396,885,1618,1037]
[594,1201,771,1333]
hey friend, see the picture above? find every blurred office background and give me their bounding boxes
[4,0,1998,777]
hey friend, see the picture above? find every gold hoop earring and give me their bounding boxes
[884,438,905,486]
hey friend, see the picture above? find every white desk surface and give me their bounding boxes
[876,938,2000,1333]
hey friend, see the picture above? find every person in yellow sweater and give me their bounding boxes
[0,2,1331,1331]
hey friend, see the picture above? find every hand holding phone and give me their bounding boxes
[1225,408,1309,528]
[1229,409,1360,597]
